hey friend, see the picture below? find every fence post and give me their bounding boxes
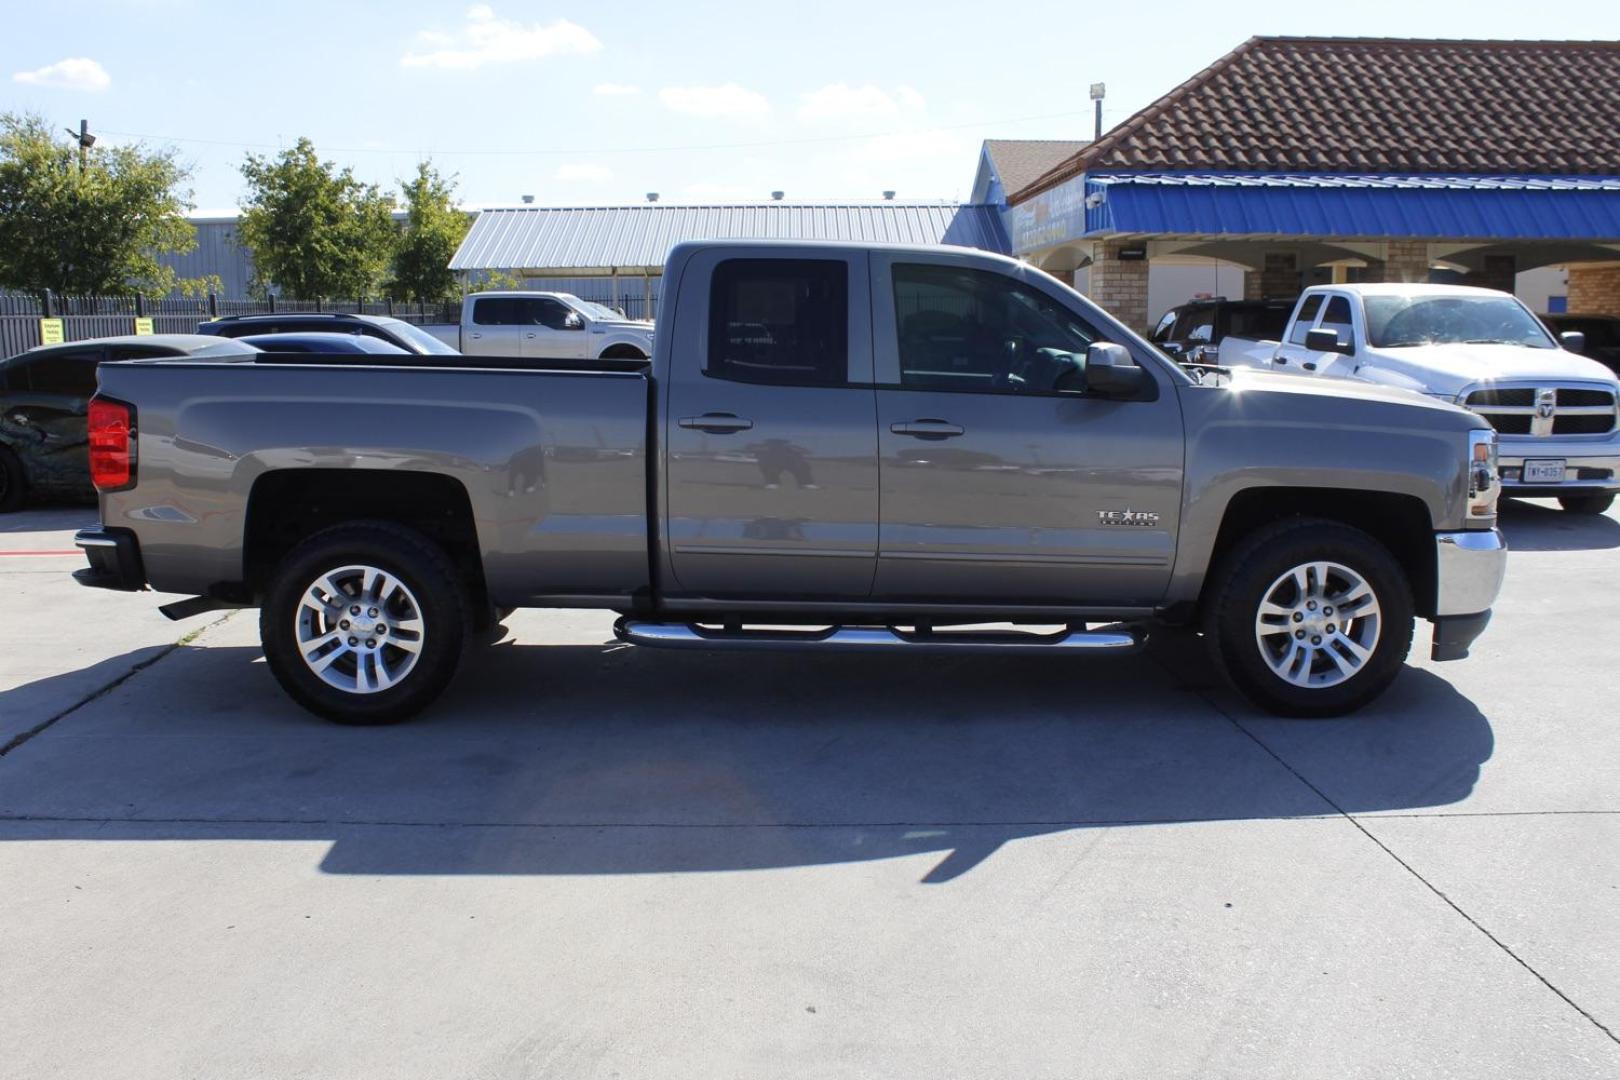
[386,297,394,317]
[135,294,146,317]
[316,296,324,312]
[43,289,55,318]
[268,294,277,313]
[208,291,219,318]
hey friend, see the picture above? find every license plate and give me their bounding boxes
[1523,459,1567,483]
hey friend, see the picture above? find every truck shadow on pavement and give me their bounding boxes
[0,630,1495,884]
[1497,498,1620,551]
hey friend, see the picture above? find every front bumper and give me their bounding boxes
[1429,528,1506,661]
[73,527,146,592]
[1498,437,1620,496]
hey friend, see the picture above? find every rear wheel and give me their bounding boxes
[0,446,26,513]
[260,523,468,724]
[1557,492,1615,515]
[1205,519,1414,717]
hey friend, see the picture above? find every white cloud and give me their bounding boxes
[659,83,770,119]
[592,82,639,96]
[401,5,600,70]
[556,163,613,182]
[12,57,110,92]
[798,83,924,121]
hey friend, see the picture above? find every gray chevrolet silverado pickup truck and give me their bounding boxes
[73,240,1508,723]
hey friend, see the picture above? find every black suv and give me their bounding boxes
[1540,313,1620,377]
[0,335,255,511]
[1151,299,1294,362]
[197,313,459,356]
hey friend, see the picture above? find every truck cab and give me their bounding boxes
[430,292,655,359]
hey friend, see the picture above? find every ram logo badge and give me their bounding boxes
[1098,509,1159,527]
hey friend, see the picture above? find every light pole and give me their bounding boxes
[1089,84,1105,142]
[64,119,95,169]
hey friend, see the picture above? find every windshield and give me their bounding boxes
[1364,294,1556,349]
[560,295,631,321]
[381,318,461,355]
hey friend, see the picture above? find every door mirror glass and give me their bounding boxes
[1305,327,1353,354]
[564,311,584,330]
[1560,330,1587,354]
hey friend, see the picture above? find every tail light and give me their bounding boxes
[88,397,136,492]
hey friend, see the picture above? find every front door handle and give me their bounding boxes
[679,412,754,434]
[890,419,964,440]
[525,332,538,339]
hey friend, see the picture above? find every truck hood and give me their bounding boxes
[1366,343,1619,396]
[1218,366,1479,427]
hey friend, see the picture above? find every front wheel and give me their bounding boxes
[1205,520,1414,717]
[1558,492,1615,515]
[260,523,468,724]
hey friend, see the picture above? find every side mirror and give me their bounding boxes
[1305,327,1353,355]
[1085,342,1151,397]
[1559,330,1587,354]
[564,312,584,330]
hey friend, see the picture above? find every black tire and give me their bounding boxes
[1557,492,1615,515]
[1203,519,1414,718]
[0,445,26,514]
[260,522,468,724]
[598,345,646,360]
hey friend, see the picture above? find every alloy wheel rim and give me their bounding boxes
[294,564,425,694]
[1253,560,1381,689]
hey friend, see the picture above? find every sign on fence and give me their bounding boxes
[39,318,64,344]
[134,317,154,336]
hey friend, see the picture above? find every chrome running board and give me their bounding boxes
[613,618,1144,655]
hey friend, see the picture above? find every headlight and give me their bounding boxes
[1467,429,1499,524]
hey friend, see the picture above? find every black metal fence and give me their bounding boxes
[0,292,459,360]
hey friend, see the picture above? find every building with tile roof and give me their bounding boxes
[1005,36,1620,331]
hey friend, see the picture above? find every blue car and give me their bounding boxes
[236,333,412,355]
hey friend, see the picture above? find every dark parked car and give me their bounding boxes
[197,313,460,356]
[0,334,257,512]
[1540,313,1620,376]
[1150,299,1293,362]
[236,333,411,355]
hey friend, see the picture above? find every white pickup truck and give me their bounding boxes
[1217,283,1620,513]
[424,291,655,359]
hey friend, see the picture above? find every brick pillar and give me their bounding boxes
[1378,240,1431,283]
[1086,240,1149,333]
[1242,271,1264,300]
[1463,255,1517,294]
[1255,252,1300,300]
[1567,264,1620,316]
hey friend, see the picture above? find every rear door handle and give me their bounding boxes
[890,419,964,439]
[678,413,754,434]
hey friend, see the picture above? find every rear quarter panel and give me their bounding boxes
[95,362,650,602]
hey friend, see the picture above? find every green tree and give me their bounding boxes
[237,138,396,300]
[0,113,197,297]
[388,162,471,302]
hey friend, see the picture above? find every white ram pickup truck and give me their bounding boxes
[424,291,655,359]
[1217,283,1620,513]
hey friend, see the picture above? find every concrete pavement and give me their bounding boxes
[1,500,1617,1078]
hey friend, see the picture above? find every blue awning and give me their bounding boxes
[1083,173,1620,240]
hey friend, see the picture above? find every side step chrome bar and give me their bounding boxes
[613,618,1144,655]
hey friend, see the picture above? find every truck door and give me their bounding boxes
[464,296,525,356]
[663,249,879,599]
[521,297,591,359]
[871,253,1183,605]
[1272,292,1359,377]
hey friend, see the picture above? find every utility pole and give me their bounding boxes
[1089,84,1106,142]
[64,119,95,168]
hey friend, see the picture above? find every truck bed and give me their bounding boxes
[93,356,653,605]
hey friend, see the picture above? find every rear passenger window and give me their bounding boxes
[708,259,848,386]
[1287,295,1324,344]
[472,298,522,325]
[19,351,100,396]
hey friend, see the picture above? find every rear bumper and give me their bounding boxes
[73,527,146,592]
[1429,528,1506,661]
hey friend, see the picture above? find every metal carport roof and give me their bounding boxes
[449,202,1011,274]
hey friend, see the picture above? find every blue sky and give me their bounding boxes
[4,0,1619,211]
